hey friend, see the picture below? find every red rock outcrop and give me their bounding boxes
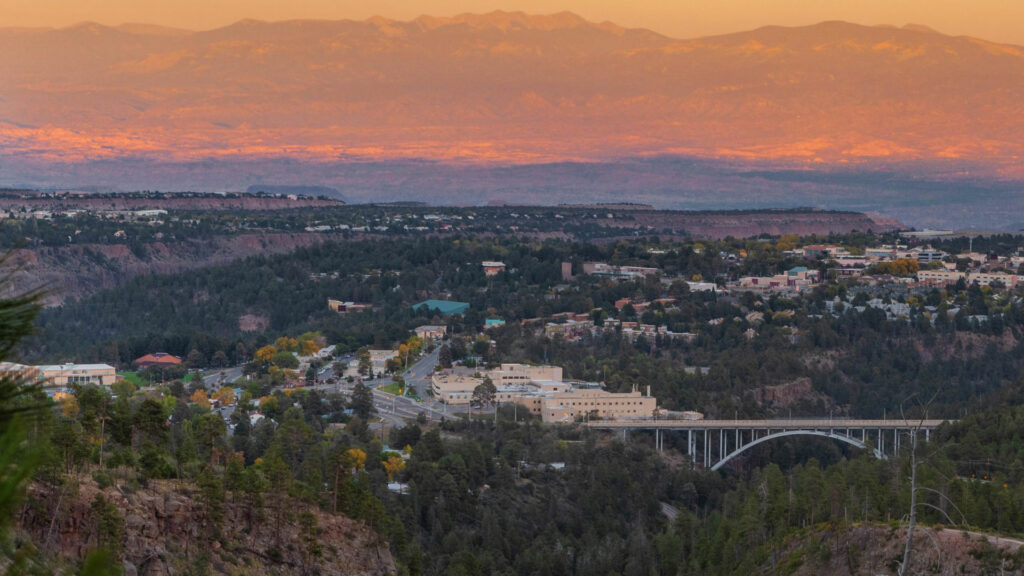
[19,478,396,576]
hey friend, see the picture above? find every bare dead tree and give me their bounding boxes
[897,392,968,576]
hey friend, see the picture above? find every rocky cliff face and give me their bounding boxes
[18,479,396,576]
[8,231,354,305]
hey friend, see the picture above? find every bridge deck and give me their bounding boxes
[585,419,950,430]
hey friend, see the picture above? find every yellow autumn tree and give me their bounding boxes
[258,395,278,413]
[255,345,277,364]
[776,234,800,252]
[383,455,405,482]
[300,339,319,356]
[60,395,79,419]
[406,336,422,357]
[274,336,298,352]
[344,448,367,473]
[874,258,919,276]
[190,388,210,408]
[215,386,236,405]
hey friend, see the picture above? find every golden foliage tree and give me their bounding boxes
[383,455,405,482]
[255,345,277,364]
[215,386,236,405]
[300,339,319,356]
[274,337,298,353]
[344,448,367,473]
[190,388,210,409]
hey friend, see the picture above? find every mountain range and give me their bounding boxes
[2,12,1023,226]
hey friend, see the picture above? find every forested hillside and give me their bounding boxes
[11,232,1024,574]
[32,235,1024,420]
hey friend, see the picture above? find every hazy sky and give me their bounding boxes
[4,0,1023,44]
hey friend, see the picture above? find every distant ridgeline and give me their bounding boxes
[557,203,655,210]
[245,185,347,203]
[0,189,344,211]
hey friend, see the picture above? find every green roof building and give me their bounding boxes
[412,300,470,316]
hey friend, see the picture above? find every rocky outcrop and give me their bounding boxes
[751,377,836,415]
[774,523,1024,575]
[18,479,396,576]
[6,232,359,305]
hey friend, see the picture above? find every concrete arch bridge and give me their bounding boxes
[584,418,950,471]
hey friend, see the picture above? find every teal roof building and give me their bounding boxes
[412,300,470,316]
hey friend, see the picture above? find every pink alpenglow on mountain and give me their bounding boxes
[1,13,1023,170]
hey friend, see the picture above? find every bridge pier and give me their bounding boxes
[704,430,709,468]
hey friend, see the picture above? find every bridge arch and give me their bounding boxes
[710,429,884,471]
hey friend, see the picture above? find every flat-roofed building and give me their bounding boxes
[368,349,400,373]
[914,248,947,263]
[413,325,447,340]
[0,362,39,382]
[489,363,563,386]
[432,364,565,405]
[803,245,849,258]
[515,387,657,423]
[481,261,506,276]
[431,363,659,422]
[582,262,660,279]
[36,363,117,387]
[968,272,1019,288]
[431,370,483,404]
[328,300,373,313]
[917,269,965,285]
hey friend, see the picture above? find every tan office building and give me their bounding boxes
[516,388,657,423]
[488,363,563,386]
[0,362,117,388]
[37,363,118,387]
[431,363,658,422]
[431,371,483,404]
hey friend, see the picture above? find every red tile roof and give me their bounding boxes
[134,352,182,367]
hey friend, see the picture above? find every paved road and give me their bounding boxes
[201,366,245,387]
[371,388,463,422]
[403,346,441,398]
[274,346,474,426]
[318,354,355,381]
